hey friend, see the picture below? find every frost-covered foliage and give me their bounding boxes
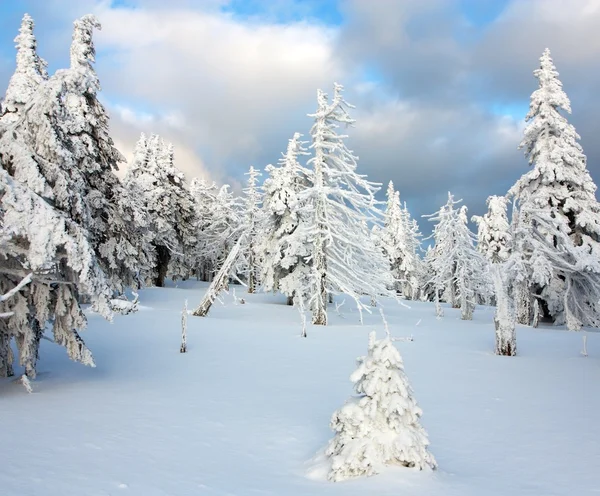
[2,15,154,293]
[508,49,600,328]
[124,133,196,286]
[0,14,152,378]
[379,182,423,299]
[0,166,113,378]
[472,195,512,264]
[240,166,263,293]
[190,180,243,283]
[259,133,311,303]
[511,202,600,330]
[302,83,393,324]
[190,178,219,281]
[424,194,491,319]
[325,331,436,481]
[1,13,47,120]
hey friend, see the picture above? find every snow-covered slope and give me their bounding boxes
[1,281,598,496]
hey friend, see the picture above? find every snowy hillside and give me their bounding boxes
[1,281,598,496]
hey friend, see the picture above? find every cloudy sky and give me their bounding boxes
[1,0,599,232]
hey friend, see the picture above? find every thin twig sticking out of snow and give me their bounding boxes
[581,334,588,357]
[335,299,346,318]
[180,300,188,353]
[379,307,413,342]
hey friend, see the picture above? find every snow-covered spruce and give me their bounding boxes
[124,133,196,286]
[325,331,436,481]
[190,180,243,284]
[1,13,47,120]
[302,83,393,324]
[240,166,263,293]
[260,132,311,305]
[379,181,422,299]
[424,193,491,319]
[189,178,220,281]
[2,14,155,294]
[0,166,113,378]
[508,49,600,329]
[472,195,512,264]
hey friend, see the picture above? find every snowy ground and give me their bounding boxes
[1,281,599,496]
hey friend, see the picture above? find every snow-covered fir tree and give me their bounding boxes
[380,182,404,293]
[124,133,196,286]
[508,48,600,328]
[472,195,512,264]
[259,132,311,304]
[325,330,436,481]
[1,13,47,120]
[302,83,393,324]
[240,166,262,293]
[424,194,490,319]
[0,13,152,378]
[190,177,220,281]
[0,161,113,378]
[399,200,423,300]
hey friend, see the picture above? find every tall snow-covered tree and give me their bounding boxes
[425,194,490,319]
[1,13,47,120]
[472,195,511,264]
[0,163,113,378]
[260,133,310,304]
[241,166,262,293]
[302,83,393,324]
[0,13,153,378]
[124,133,196,286]
[190,177,219,281]
[325,331,436,481]
[379,182,404,293]
[508,48,600,328]
[399,200,423,300]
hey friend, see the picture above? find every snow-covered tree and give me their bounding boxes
[302,83,393,324]
[1,13,47,120]
[399,201,423,300]
[240,166,262,293]
[508,48,600,328]
[190,177,220,281]
[260,133,311,304]
[472,195,512,264]
[0,13,151,378]
[4,14,154,291]
[379,182,404,293]
[425,194,490,319]
[0,165,113,378]
[124,133,196,286]
[325,330,436,481]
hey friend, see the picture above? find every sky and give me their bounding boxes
[1,0,599,232]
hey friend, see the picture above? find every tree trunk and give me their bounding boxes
[193,236,244,317]
[515,280,532,325]
[286,295,294,306]
[155,244,171,287]
[247,241,256,293]
[0,332,14,377]
[493,267,516,356]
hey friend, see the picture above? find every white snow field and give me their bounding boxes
[1,280,599,496]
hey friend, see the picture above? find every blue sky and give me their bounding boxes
[0,0,598,227]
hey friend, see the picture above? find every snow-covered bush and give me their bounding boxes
[325,331,436,481]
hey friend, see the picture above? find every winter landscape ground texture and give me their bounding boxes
[1,280,598,496]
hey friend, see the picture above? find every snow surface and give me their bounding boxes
[1,280,599,496]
